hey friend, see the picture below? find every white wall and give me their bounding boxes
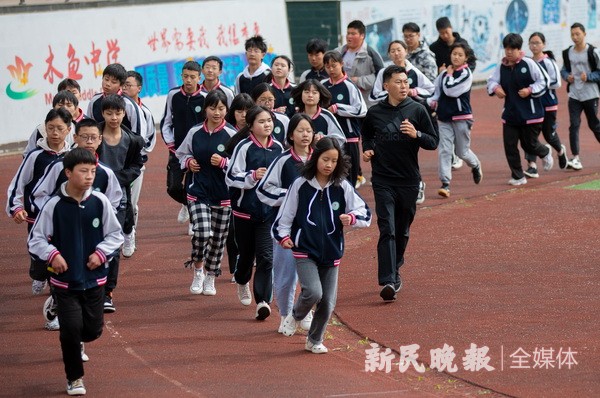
[341,0,600,81]
[0,0,291,145]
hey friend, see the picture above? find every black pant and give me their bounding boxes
[344,142,360,187]
[503,123,548,179]
[372,183,418,286]
[233,217,273,303]
[525,111,563,162]
[226,217,238,274]
[166,152,186,204]
[568,97,600,156]
[55,286,104,381]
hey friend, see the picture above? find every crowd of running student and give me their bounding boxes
[6,17,600,396]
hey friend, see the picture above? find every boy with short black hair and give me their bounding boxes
[235,35,271,95]
[87,63,148,144]
[161,60,205,229]
[487,33,553,185]
[429,17,476,72]
[123,70,156,257]
[299,38,329,83]
[57,78,82,102]
[560,22,600,169]
[201,56,235,106]
[402,22,437,82]
[28,147,123,396]
[96,94,144,312]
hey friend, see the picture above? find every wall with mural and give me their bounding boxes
[0,0,290,146]
[341,0,600,81]
[2,0,600,146]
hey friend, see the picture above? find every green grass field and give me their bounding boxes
[568,179,600,190]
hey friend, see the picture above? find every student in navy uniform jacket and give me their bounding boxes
[290,79,346,147]
[235,35,271,95]
[267,55,296,117]
[256,113,315,333]
[200,56,235,106]
[299,38,329,83]
[28,148,123,396]
[322,51,367,186]
[225,106,283,321]
[273,137,371,354]
[161,61,206,221]
[176,91,237,296]
[487,33,553,186]
[251,83,290,146]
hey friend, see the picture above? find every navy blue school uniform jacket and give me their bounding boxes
[322,74,367,142]
[536,54,561,111]
[235,63,270,95]
[161,84,206,151]
[176,120,237,206]
[6,140,70,223]
[270,78,296,118]
[309,107,347,147]
[271,112,290,147]
[256,147,311,207]
[486,54,549,125]
[272,177,371,266]
[430,64,473,122]
[225,134,283,222]
[28,184,123,291]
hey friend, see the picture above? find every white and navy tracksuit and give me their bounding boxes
[429,64,480,185]
[131,98,156,228]
[28,183,123,383]
[256,147,311,316]
[161,84,206,204]
[176,120,236,276]
[322,74,367,185]
[234,62,270,95]
[526,55,564,162]
[270,78,296,117]
[7,140,71,227]
[487,53,551,179]
[271,111,290,147]
[87,90,148,145]
[225,134,283,304]
[309,107,347,147]
[30,155,122,214]
[272,177,371,345]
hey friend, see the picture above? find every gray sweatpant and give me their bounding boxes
[438,120,480,184]
[293,258,339,345]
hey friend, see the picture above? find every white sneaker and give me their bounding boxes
[66,378,86,396]
[568,157,583,170]
[177,204,189,223]
[300,310,313,331]
[202,274,216,296]
[542,144,554,171]
[122,231,135,258]
[188,223,194,236]
[45,317,60,331]
[190,268,205,294]
[81,343,89,362]
[305,339,328,354]
[256,301,271,320]
[43,295,57,321]
[281,312,298,336]
[416,181,426,204]
[452,157,464,170]
[508,177,527,186]
[278,315,287,333]
[237,283,252,306]
[32,279,46,295]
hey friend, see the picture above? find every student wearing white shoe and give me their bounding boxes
[176,91,236,296]
[273,138,371,353]
[257,114,315,333]
[487,33,553,186]
[226,106,283,320]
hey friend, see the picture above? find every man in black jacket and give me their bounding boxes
[362,65,438,302]
[430,17,476,73]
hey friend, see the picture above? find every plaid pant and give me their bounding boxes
[188,201,231,276]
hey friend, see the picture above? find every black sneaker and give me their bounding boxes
[472,165,483,184]
[523,166,539,178]
[558,145,568,169]
[103,293,115,313]
[380,284,396,302]
[394,279,403,293]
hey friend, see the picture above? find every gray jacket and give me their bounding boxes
[336,41,385,105]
